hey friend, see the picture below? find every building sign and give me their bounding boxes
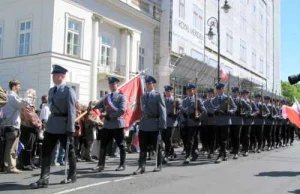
[171,0,204,60]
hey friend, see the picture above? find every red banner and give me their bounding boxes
[119,75,143,129]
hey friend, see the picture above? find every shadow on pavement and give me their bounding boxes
[288,189,300,194]
[0,183,30,192]
[255,171,300,177]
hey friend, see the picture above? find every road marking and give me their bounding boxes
[53,177,134,194]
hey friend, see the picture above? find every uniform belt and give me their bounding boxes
[52,113,68,117]
[144,115,159,119]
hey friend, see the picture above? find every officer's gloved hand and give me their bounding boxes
[66,131,74,137]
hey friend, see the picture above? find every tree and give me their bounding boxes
[281,81,300,103]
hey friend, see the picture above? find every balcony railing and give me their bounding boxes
[120,0,160,20]
[98,61,125,76]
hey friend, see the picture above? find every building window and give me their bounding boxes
[240,39,247,62]
[240,14,247,31]
[18,20,31,56]
[139,47,145,71]
[191,49,203,61]
[179,0,185,19]
[226,29,233,54]
[259,57,264,74]
[193,4,203,31]
[252,4,256,13]
[0,25,3,58]
[252,49,256,69]
[178,46,184,54]
[101,36,112,66]
[66,18,82,57]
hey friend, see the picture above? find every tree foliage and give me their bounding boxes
[281,81,300,103]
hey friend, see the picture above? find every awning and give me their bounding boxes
[170,55,261,92]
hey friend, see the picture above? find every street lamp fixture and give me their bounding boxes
[221,0,231,13]
[206,0,231,84]
[207,27,215,40]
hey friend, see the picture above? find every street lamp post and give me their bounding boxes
[206,0,231,84]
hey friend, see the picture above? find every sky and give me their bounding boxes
[281,0,300,81]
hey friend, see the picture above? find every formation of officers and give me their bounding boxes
[30,65,295,189]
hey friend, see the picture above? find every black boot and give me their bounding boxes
[116,147,126,171]
[93,148,106,172]
[30,165,50,189]
[61,146,77,184]
[133,152,146,175]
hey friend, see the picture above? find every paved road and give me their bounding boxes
[1,143,300,194]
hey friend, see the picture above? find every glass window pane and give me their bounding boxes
[25,43,29,55]
[74,34,79,44]
[68,20,73,29]
[25,33,30,44]
[26,21,31,29]
[73,45,78,56]
[20,34,25,44]
[67,44,71,54]
[107,47,110,57]
[19,45,23,55]
[67,33,72,43]
[20,22,25,31]
[0,27,2,35]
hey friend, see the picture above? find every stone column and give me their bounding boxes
[120,28,132,81]
[90,15,100,101]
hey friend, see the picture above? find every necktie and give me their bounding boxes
[147,93,150,99]
[53,86,57,95]
[111,93,113,98]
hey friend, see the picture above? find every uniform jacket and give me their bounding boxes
[165,97,179,128]
[253,102,270,125]
[265,103,278,125]
[231,97,251,126]
[202,98,216,126]
[46,84,77,134]
[94,91,126,129]
[212,94,237,126]
[250,101,260,125]
[276,106,283,126]
[180,95,207,127]
[139,90,167,131]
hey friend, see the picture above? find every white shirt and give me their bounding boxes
[40,103,51,122]
[1,91,29,129]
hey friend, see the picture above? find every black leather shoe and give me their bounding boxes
[93,165,104,172]
[153,166,162,172]
[162,157,168,164]
[183,158,190,165]
[223,157,228,161]
[215,157,222,164]
[207,153,213,159]
[243,152,249,157]
[29,179,49,189]
[31,165,39,169]
[191,154,198,161]
[23,165,33,171]
[115,165,126,171]
[60,176,77,184]
[133,166,145,175]
[233,154,238,160]
[257,149,261,153]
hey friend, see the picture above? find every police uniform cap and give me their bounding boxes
[108,77,120,84]
[264,96,271,100]
[145,76,156,84]
[241,90,249,95]
[164,85,173,92]
[215,83,225,90]
[207,88,214,93]
[187,84,196,90]
[51,65,68,75]
[231,87,239,93]
[254,94,261,98]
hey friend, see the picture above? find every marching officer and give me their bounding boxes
[180,84,206,164]
[133,76,166,175]
[281,100,288,147]
[30,65,77,189]
[93,77,127,172]
[230,87,244,159]
[248,93,260,152]
[202,88,217,159]
[239,90,253,157]
[270,98,279,149]
[275,99,283,148]
[212,83,237,163]
[263,96,274,151]
[163,85,179,163]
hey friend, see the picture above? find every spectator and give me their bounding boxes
[1,79,29,173]
[82,101,102,162]
[20,89,42,171]
[74,102,84,162]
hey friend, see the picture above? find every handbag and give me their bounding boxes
[4,126,19,140]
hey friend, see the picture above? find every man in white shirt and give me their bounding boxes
[1,79,29,173]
